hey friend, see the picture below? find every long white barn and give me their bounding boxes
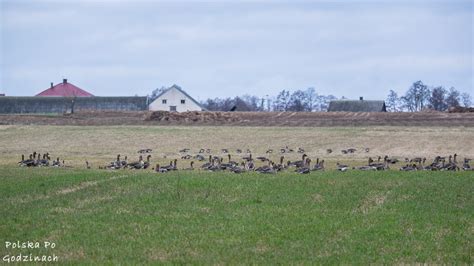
[149,85,205,112]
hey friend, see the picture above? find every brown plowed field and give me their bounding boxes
[0,110,473,126]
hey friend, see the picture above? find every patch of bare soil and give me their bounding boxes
[0,110,473,126]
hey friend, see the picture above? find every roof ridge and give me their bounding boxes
[154,85,206,110]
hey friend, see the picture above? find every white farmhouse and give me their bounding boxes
[149,85,206,112]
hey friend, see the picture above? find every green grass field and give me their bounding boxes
[0,167,472,264]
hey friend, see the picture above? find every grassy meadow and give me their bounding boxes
[0,167,472,264]
[0,125,473,264]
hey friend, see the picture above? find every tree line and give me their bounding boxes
[149,81,471,112]
[386,81,471,112]
[199,88,338,112]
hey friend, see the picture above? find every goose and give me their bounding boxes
[258,167,276,174]
[266,149,273,154]
[256,162,276,174]
[255,160,273,172]
[256,156,269,162]
[273,156,286,171]
[201,155,213,169]
[160,160,176,171]
[400,164,417,171]
[227,154,238,166]
[179,148,190,153]
[246,149,251,154]
[199,149,205,153]
[154,164,168,173]
[462,159,472,171]
[231,164,245,173]
[85,161,91,169]
[220,158,234,170]
[326,149,333,154]
[221,149,229,153]
[42,154,50,166]
[194,154,205,161]
[280,148,286,153]
[184,161,194,170]
[368,157,374,165]
[206,149,211,153]
[297,147,305,153]
[336,162,349,171]
[341,150,348,154]
[107,154,121,169]
[289,154,307,168]
[246,160,255,170]
[171,159,178,170]
[181,154,192,160]
[296,158,311,174]
[358,165,376,171]
[312,159,325,171]
[207,161,221,171]
[365,148,370,153]
[37,153,49,167]
[143,155,152,169]
[368,156,390,170]
[347,148,356,153]
[242,154,253,162]
[20,154,35,167]
[386,157,399,164]
[120,156,128,167]
[18,154,26,165]
[52,157,61,167]
[128,155,144,169]
[236,149,242,154]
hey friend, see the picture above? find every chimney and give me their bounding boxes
[359,96,364,101]
[50,82,54,88]
[63,79,67,84]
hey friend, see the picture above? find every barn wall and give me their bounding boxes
[0,97,148,114]
[149,88,202,112]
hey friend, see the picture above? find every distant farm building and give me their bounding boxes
[0,79,147,114]
[328,97,387,112]
[36,79,94,97]
[149,85,205,112]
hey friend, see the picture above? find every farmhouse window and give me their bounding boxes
[181,99,185,104]
[170,106,177,111]
[162,99,167,104]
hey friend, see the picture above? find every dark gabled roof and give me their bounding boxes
[155,84,206,110]
[327,100,387,112]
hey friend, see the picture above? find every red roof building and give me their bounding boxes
[36,79,94,97]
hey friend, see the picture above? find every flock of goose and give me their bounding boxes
[18,147,473,173]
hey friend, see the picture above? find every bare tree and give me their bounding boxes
[386,90,400,112]
[429,86,448,111]
[304,87,318,112]
[287,90,308,111]
[461,92,472,107]
[446,87,461,108]
[274,90,291,111]
[401,81,431,112]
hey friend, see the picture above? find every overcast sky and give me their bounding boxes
[0,0,472,101]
